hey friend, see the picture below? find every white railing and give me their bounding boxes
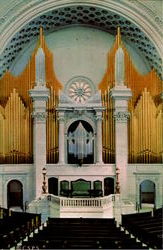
[42,194,119,209]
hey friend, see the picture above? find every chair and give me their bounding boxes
[60,181,69,197]
[93,181,103,197]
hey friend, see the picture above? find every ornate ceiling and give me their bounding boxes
[0,0,162,78]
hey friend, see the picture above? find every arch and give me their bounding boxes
[104,177,114,196]
[67,120,94,164]
[0,0,162,58]
[7,180,23,209]
[68,120,93,133]
[140,179,155,206]
[48,177,58,196]
[0,1,162,79]
[65,116,95,134]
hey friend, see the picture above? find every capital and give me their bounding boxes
[114,111,130,122]
[32,111,47,121]
[58,112,65,122]
[95,110,103,121]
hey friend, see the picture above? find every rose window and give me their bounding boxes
[68,80,92,103]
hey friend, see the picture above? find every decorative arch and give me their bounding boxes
[135,173,160,208]
[65,116,95,135]
[0,0,162,55]
[104,177,115,196]
[0,1,162,77]
[67,120,94,164]
[140,179,155,206]
[48,177,58,195]
[7,179,23,209]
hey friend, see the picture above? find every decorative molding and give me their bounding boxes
[67,77,93,104]
[59,93,74,105]
[87,91,102,106]
[110,86,132,101]
[114,111,130,122]
[29,86,50,102]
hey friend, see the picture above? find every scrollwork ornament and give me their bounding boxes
[114,111,130,122]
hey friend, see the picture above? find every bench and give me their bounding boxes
[70,179,91,197]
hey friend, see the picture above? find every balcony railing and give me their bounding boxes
[45,193,119,208]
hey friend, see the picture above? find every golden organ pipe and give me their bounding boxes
[0,27,162,164]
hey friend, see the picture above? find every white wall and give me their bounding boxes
[0,163,162,209]
[0,164,34,208]
[127,164,163,208]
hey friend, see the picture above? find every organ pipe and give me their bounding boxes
[35,47,46,86]
[115,47,125,85]
[0,27,162,164]
[99,27,162,164]
[0,27,62,164]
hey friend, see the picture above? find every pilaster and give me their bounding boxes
[29,85,49,198]
[110,85,132,199]
[95,111,103,164]
[58,111,65,164]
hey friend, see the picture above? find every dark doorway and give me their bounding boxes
[48,177,58,195]
[104,177,114,196]
[7,180,23,209]
[140,180,155,206]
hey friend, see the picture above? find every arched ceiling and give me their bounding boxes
[0,2,162,78]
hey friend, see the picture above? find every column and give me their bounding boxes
[29,41,50,198]
[96,111,103,164]
[58,111,65,164]
[110,86,132,199]
[29,87,49,198]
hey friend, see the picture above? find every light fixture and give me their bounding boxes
[42,167,47,194]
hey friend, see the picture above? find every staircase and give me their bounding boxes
[27,194,135,223]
